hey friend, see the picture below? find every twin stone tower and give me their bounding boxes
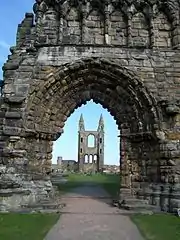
[78,114,104,172]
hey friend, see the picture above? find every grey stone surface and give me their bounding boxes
[44,185,144,240]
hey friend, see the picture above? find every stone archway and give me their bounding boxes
[24,58,161,174]
[1,58,162,210]
[0,0,180,212]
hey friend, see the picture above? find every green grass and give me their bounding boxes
[0,213,59,240]
[131,214,180,240]
[57,173,120,197]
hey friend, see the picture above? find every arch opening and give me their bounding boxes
[88,134,95,148]
[85,155,89,163]
[52,100,120,173]
[94,155,98,163]
[89,155,93,164]
[24,58,162,202]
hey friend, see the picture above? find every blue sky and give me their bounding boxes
[0,1,120,165]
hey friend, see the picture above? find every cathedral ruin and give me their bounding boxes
[0,0,179,212]
[78,114,104,172]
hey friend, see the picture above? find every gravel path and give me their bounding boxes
[44,184,144,240]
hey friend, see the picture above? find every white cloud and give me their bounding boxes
[0,40,10,49]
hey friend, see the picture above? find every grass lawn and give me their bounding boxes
[57,173,120,197]
[0,213,59,240]
[131,213,180,240]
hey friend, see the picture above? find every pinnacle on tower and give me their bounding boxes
[79,113,85,131]
[98,114,104,131]
[99,114,104,124]
[79,113,84,122]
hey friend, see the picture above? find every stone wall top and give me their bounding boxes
[14,0,180,49]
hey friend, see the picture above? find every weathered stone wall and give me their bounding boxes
[30,0,177,48]
[0,0,180,212]
[34,46,179,102]
[62,8,81,44]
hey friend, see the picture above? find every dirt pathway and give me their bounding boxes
[44,184,144,240]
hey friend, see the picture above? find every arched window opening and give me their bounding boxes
[131,12,150,48]
[94,154,97,163]
[88,134,95,148]
[86,10,104,44]
[62,8,81,44]
[100,149,102,154]
[100,138,102,143]
[81,137,83,143]
[84,155,89,163]
[109,10,127,46]
[80,148,82,153]
[153,12,172,48]
[89,155,93,164]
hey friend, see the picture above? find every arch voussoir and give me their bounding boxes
[26,59,161,136]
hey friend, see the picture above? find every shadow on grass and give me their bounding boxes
[54,173,120,207]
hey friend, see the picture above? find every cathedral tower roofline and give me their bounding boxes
[99,114,104,124]
[79,113,85,131]
[79,113,84,123]
[98,114,104,132]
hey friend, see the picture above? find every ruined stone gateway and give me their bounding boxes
[78,114,104,172]
[0,0,180,212]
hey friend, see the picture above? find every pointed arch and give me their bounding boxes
[22,57,163,190]
[85,10,105,44]
[62,7,81,44]
[153,11,172,48]
[131,12,150,48]
[89,155,93,164]
[84,155,89,163]
[25,58,162,138]
[94,154,98,163]
[87,134,95,148]
[109,10,128,46]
